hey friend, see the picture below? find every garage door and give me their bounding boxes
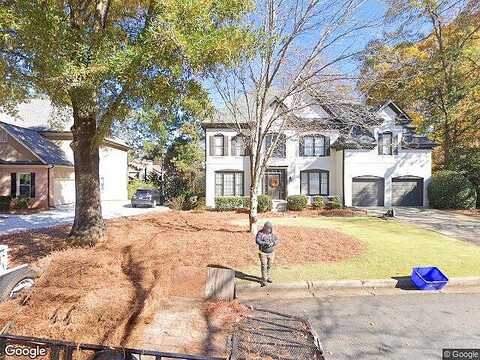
[53,178,75,206]
[392,177,423,206]
[352,176,385,206]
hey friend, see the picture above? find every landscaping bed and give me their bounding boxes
[0,210,363,353]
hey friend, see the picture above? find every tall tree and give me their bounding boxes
[359,0,480,169]
[0,0,253,244]
[212,0,381,233]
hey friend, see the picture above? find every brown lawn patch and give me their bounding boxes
[0,210,364,353]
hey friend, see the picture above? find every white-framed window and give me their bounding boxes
[265,133,286,158]
[18,173,32,197]
[301,135,330,156]
[231,135,247,156]
[215,171,244,196]
[214,135,225,156]
[378,132,399,155]
[300,170,329,196]
[100,177,105,192]
[0,129,7,143]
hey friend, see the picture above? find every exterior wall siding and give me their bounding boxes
[0,165,49,209]
[344,149,432,207]
[54,139,129,201]
[205,102,433,209]
[0,134,38,162]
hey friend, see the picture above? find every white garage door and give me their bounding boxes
[53,178,75,206]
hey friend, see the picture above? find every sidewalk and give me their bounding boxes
[236,276,480,299]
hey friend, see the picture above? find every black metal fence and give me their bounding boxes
[0,334,225,360]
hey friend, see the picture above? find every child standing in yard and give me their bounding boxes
[256,221,279,287]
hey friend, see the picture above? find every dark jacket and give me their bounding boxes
[256,231,278,253]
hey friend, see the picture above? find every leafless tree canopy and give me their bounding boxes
[211,0,384,231]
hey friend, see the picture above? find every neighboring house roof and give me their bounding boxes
[0,121,73,166]
[39,130,131,152]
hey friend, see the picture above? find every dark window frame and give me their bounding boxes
[300,134,330,157]
[231,135,248,156]
[378,131,399,155]
[212,134,225,156]
[214,171,244,196]
[265,133,286,158]
[300,169,329,196]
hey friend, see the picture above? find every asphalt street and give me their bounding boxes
[246,291,480,359]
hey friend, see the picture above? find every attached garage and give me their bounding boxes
[392,176,423,206]
[352,176,385,206]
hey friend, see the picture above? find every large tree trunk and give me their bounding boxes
[69,106,105,245]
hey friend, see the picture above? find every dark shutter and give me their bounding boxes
[209,136,215,156]
[299,136,304,156]
[223,136,228,156]
[378,133,384,155]
[10,173,16,198]
[231,137,236,156]
[30,172,36,198]
[325,136,330,156]
[393,134,399,155]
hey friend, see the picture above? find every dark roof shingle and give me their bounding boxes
[0,122,73,166]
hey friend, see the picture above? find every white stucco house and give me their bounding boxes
[203,100,435,209]
[0,99,130,209]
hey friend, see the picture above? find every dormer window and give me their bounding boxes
[378,132,399,155]
[300,135,330,157]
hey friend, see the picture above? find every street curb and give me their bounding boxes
[235,276,480,294]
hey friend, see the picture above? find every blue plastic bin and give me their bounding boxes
[411,266,448,290]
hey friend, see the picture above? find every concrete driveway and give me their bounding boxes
[366,207,480,245]
[248,291,480,360]
[0,200,169,234]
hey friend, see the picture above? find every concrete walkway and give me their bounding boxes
[366,207,480,245]
[0,200,169,234]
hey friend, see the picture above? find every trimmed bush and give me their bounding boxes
[312,196,325,209]
[128,179,156,199]
[257,195,273,213]
[287,195,308,211]
[0,196,11,211]
[215,196,248,210]
[428,171,477,209]
[325,195,342,209]
[13,197,30,209]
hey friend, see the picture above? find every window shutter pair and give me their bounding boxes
[208,135,228,156]
[9,173,35,198]
[377,133,384,155]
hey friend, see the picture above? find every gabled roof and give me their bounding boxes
[0,122,73,166]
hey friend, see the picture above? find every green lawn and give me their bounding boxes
[241,216,480,282]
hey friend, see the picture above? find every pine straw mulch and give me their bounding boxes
[0,210,365,353]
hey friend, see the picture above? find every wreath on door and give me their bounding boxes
[270,177,280,188]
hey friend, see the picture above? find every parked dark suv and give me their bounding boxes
[131,189,161,208]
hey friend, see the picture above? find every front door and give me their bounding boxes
[264,169,286,200]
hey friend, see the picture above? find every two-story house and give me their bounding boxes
[203,100,435,209]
